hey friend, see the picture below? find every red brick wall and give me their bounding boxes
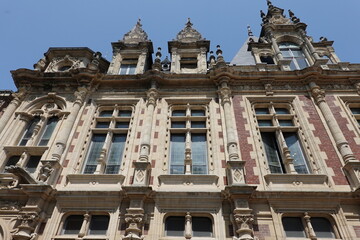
[299,96,348,185]
[233,95,259,184]
[253,224,270,240]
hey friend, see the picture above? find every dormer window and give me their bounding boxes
[260,56,275,64]
[119,58,138,75]
[180,56,198,70]
[279,42,308,70]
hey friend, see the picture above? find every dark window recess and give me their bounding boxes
[260,56,275,64]
[6,156,20,167]
[282,217,306,238]
[165,216,185,236]
[59,65,72,71]
[63,215,83,235]
[192,217,213,237]
[172,110,186,116]
[88,215,109,235]
[25,156,41,173]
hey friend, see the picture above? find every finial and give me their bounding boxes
[216,45,222,57]
[186,17,193,27]
[137,18,142,26]
[156,47,162,60]
[247,25,253,37]
[267,0,273,8]
[288,9,300,23]
[320,36,328,42]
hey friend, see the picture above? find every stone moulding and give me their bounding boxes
[158,175,219,191]
[264,174,329,191]
[65,174,125,190]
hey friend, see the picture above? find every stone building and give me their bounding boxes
[1,1,360,240]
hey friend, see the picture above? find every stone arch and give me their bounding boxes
[25,94,67,112]
[276,35,304,46]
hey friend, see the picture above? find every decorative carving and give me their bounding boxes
[354,82,360,95]
[146,88,158,107]
[34,57,46,71]
[37,162,54,183]
[0,201,22,211]
[219,87,232,105]
[123,19,148,44]
[12,212,39,240]
[310,86,326,104]
[233,169,244,183]
[45,55,82,73]
[123,211,145,240]
[233,213,255,240]
[185,212,192,239]
[288,9,300,23]
[264,83,273,96]
[74,87,88,105]
[176,18,203,43]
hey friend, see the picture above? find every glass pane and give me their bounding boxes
[296,58,308,69]
[261,132,284,173]
[282,217,306,237]
[192,217,213,237]
[19,117,40,146]
[128,65,136,74]
[105,134,126,174]
[165,216,185,236]
[115,122,129,128]
[258,120,273,127]
[280,49,292,58]
[191,121,206,128]
[289,59,297,70]
[291,49,304,57]
[191,133,207,174]
[172,110,186,116]
[63,215,83,235]
[170,134,185,174]
[255,108,269,114]
[89,215,109,235]
[99,110,113,117]
[311,217,336,238]
[351,108,360,114]
[118,110,132,117]
[96,122,110,128]
[275,108,290,114]
[6,156,20,167]
[25,156,41,173]
[84,134,106,174]
[279,120,293,126]
[171,121,186,128]
[191,110,205,116]
[38,117,58,146]
[283,132,309,174]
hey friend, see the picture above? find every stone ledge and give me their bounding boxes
[264,174,329,191]
[64,174,125,191]
[158,174,219,191]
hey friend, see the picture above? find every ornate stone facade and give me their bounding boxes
[1,1,360,240]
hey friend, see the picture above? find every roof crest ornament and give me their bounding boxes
[175,18,204,43]
[247,25,254,37]
[122,18,149,43]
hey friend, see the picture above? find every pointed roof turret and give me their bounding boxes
[175,18,204,43]
[122,19,149,44]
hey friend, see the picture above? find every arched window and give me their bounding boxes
[19,116,40,146]
[279,42,308,70]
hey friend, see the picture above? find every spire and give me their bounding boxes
[122,19,149,43]
[175,18,204,43]
[288,9,300,23]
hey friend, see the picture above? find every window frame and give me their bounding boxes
[82,107,132,174]
[279,42,309,70]
[168,105,209,175]
[254,102,311,174]
[281,213,340,239]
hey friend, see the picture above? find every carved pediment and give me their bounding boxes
[123,19,149,44]
[176,18,203,43]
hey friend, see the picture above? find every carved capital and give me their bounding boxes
[37,161,54,183]
[146,88,158,106]
[311,86,326,104]
[74,87,88,105]
[219,87,232,105]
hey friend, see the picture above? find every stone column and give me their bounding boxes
[78,213,90,238]
[232,199,255,240]
[184,212,192,239]
[133,82,158,186]
[218,79,245,185]
[310,82,360,190]
[0,88,26,135]
[136,49,148,74]
[51,87,87,161]
[12,212,39,240]
[269,34,283,61]
[303,213,316,239]
[299,30,320,60]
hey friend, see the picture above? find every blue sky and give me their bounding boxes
[1,0,359,91]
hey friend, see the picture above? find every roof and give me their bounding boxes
[230,36,258,66]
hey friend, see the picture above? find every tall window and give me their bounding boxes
[282,215,337,239]
[62,214,109,236]
[165,215,213,238]
[83,109,131,174]
[255,104,310,174]
[19,117,40,146]
[279,42,308,70]
[169,107,208,174]
[38,116,58,146]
